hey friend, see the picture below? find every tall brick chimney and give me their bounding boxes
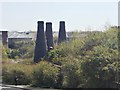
[34,21,46,63]
[58,21,66,44]
[45,22,54,51]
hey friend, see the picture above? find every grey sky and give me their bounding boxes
[0,2,118,31]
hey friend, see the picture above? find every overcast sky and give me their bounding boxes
[0,1,118,32]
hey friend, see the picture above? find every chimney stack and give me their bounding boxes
[58,21,66,44]
[46,22,54,51]
[34,21,46,63]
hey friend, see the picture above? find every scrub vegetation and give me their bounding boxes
[2,27,120,88]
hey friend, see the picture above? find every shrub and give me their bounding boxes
[8,40,35,59]
[61,56,82,88]
[80,46,118,88]
[19,58,34,65]
[47,49,65,65]
[32,61,60,88]
[2,63,33,85]
[55,38,85,58]
[2,45,8,59]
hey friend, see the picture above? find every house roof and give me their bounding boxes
[8,31,36,39]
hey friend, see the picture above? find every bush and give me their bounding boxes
[80,46,118,88]
[8,40,35,59]
[19,58,34,65]
[2,63,33,85]
[47,48,65,65]
[55,38,85,58]
[61,56,82,88]
[32,61,60,88]
[2,45,8,59]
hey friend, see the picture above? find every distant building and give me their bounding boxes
[8,31,36,48]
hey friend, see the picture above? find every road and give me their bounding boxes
[0,84,60,90]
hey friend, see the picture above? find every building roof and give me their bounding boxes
[8,31,36,39]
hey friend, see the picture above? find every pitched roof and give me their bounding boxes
[8,31,36,39]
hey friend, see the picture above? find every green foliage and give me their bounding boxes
[2,27,119,88]
[8,40,35,59]
[47,27,119,88]
[2,61,60,88]
[47,48,65,65]
[2,45,8,59]
[79,28,119,88]
[51,27,118,88]
[81,48,118,88]
[32,61,60,88]
[61,56,82,88]
[19,58,34,64]
[2,63,33,85]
